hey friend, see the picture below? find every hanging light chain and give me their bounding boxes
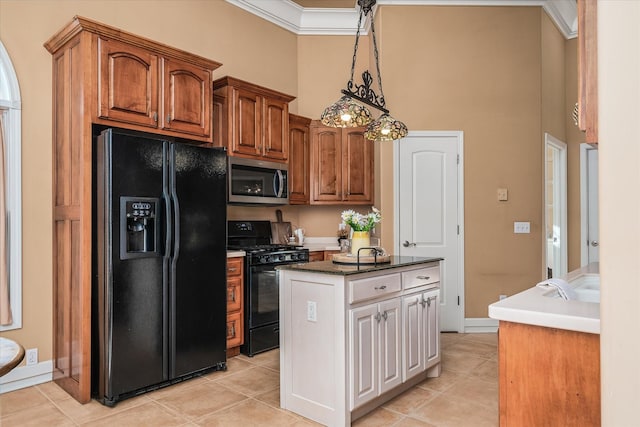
[369,15,386,109]
[348,6,365,85]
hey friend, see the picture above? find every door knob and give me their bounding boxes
[403,240,416,248]
[591,240,599,247]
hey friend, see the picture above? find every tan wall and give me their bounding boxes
[564,37,586,272]
[540,10,567,278]
[0,0,582,364]
[378,6,544,317]
[0,0,298,362]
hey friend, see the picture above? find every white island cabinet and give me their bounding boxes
[278,257,442,426]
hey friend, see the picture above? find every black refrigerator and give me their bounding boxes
[92,127,227,406]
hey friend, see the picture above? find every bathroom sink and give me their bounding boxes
[544,274,600,303]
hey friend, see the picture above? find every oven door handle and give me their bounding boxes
[261,271,277,276]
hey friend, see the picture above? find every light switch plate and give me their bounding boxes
[514,222,530,233]
[497,188,508,201]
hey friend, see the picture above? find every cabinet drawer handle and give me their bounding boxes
[228,267,237,273]
[374,285,387,290]
[375,312,382,322]
[382,311,388,321]
[166,114,171,123]
[153,112,158,122]
[417,275,430,280]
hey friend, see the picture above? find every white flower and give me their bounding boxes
[341,207,382,232]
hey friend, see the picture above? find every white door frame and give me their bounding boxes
[544,133,568,278]
[580,143,599,265]
[393,131,465,333]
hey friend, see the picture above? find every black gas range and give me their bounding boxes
[228,221,309,356]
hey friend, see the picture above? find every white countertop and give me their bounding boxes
[227,250,245,258]
[488,263,600,334]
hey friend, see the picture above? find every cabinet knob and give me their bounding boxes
[382,311,388,321]
[375,312,382,322]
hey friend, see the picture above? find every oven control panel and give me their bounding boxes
[251,250,309,265]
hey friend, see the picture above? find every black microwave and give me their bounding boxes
[228,157,288,205]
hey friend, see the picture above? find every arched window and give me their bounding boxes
[0,40,22,331]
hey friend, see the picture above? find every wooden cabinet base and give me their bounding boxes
[498,321,600,426]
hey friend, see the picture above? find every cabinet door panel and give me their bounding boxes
[379,299,402,394]
[227,311,243,349]
[263,98,289,161]
[288,115,310,204]
[403,293,424,381]
[311,127,341,201]
[163,59,211,137]
[350,304,378,410]
[98,38,159,127]
[425,289,440,366]
[227,276,243,312]
[342,129,373,202]
[233,88,262,156]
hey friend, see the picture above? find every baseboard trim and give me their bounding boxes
[0,360,53,394]
[464,318,499,333]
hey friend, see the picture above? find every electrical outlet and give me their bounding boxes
[26,348,38,366]
[307,301,317,322]
[514,221,531,234]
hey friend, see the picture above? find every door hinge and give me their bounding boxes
[457,225,460,235]
[457,154,460,164]
[457,296,460,306]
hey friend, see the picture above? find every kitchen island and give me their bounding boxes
[278,256,442,427]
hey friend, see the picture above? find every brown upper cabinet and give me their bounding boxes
[310,121,374,205]
[213,77,295,163]
[98,37,214,138]
[577,0,598,144]
[288,114,311,205]
[94,21,220,142]
[44,16,222,404]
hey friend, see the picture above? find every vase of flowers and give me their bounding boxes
[341,207,382,256]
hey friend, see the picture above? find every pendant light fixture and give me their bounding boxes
[320,0,407,141]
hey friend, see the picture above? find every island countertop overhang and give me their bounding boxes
[276,256,443,276]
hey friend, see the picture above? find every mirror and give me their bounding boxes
[545,133,567,278]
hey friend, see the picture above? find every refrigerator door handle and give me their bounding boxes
[169,144,181,262]
[163,144,172,258]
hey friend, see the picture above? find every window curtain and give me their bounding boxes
[0,115,12,325]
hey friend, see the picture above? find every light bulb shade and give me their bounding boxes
[321,95,373,128]
[364,113,408,141]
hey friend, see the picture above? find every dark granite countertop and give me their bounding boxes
[276,256,442,276]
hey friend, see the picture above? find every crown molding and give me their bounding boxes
[225,0,577,39]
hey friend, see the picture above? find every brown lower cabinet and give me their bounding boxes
[498,321,600,426]
[226,257,244,357]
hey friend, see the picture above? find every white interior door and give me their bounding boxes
[581,144,599,264]
[544,134,568,278]
[394,131,463,332]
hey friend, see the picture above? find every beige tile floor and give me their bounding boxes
[0,333,497,426]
